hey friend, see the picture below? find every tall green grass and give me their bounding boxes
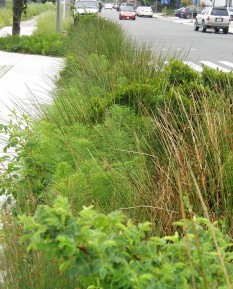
[0,15,233,289]
[0,8,12,28]
[0,2,56,29]
[34,10,73,36]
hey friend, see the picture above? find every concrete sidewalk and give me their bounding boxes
[0,18,64,120]
[0,51,64,120]
[153,13,233,33]
[0,17,38,38]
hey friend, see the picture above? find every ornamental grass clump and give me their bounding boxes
[0,14,233,289]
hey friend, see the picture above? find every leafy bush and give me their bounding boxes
[0,34,64,56]
[0,211,81,289]
[0,10,72,56]
[19,196,233,289]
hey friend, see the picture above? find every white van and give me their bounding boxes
[74,0,101,22]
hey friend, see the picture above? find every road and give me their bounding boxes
[101,9,233,72]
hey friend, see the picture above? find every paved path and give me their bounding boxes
[0,17,38,37]
[0,51,64,120]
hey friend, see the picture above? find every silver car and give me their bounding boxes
[194,6,230,34]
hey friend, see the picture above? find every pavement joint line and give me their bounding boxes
[0,65,13,79]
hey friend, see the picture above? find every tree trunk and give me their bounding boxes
[12,0,23,36]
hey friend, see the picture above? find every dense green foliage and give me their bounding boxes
[0,10,72,56]
[19,196,233,289]
[0,34,64,55]
[0,14,233,289]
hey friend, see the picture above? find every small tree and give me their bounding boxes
[12,0,27,35]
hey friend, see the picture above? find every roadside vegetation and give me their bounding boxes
[0,13,233,289]
[0,2,56,29]
[0,9,71,55]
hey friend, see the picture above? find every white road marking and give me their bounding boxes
[152,60,233,73]
[218,61,233,69]
[200,61,231,73]
[183,61,203,72]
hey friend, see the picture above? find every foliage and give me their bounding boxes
[0,112,53,211]
[19,196,233,289]
[1,11,233,289]
[0,211,81,289]
[0,8,12,29]
[0,10,72,56]
[1,16,233,233]
[0,34,64,56]
[21,2,56,20]
[161,7,175,16]
[201,66,233,97]
[0,3,55,29]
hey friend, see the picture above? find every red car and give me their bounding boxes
[119,6,136,20]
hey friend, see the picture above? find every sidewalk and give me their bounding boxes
[0,17,38,38]
[0,51,64,120]
[0,17,64,120]
[153,13,233,33]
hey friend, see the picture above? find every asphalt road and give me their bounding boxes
[101,9,233,72]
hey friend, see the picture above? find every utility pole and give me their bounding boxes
[57,0,61,32]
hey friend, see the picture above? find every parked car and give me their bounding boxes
[104,2,113,9]
[194,6,230,34]
[136,6,153,17]
[119,6,136,20]
[181,6,203,19]
[119,2,135,10]
[174,7,185,17]
[227,7,233,21]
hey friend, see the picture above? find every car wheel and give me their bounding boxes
[214,28,219,33]
[133,17,136,20]
[223,27,229,34]
[119,16,122,20]
[200,21,206,32]
[194,20,199,31]
[186,13,191,19]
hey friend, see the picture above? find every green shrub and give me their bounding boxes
[0,34,64,56]
[19,196,233,289]
[0,211,81,289]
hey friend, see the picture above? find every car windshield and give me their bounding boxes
[75,1,98,8]
[121,6,134,11]
[211,8,228,16]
